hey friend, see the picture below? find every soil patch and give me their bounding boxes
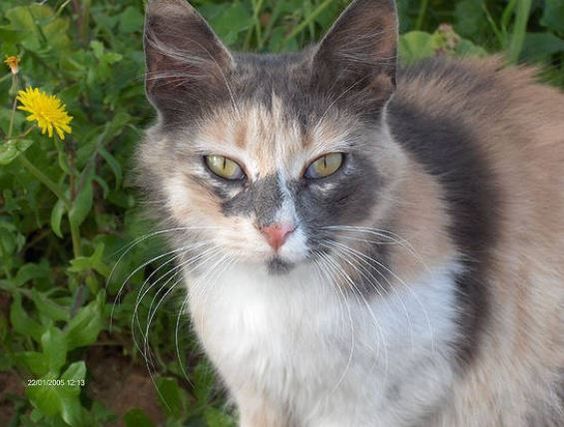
[87,344,165,426]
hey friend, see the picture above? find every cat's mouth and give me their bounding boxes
[267,256,294,275]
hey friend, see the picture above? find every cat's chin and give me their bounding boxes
[266,257,294,275]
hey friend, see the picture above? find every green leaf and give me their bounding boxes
[98,147,122,189]
[26,373,61,417]
[10,293,43,342]
[68,179,93,229]
[119,6,145,34]
[14,351,49,377]
[59,396,83,427]
[30,407,44,423]
[25,363,86,427]
[205,407,236,427]
[193,361,216,406]
[0,221,25,258]
[5,4,70,52]
[455,39,487,57]
[454,0,488,40]
[399,31,436,64]
[65,292,105,350]
[41,326,67,374]
[522,32,564,62]
[123,409,155,427]
[13,261,50,287]
[32,290,69,322]
[50,199,66,238]
[90,401,117,425]
[0,139,33,166]
[155,376,186,418]
[68,243,111,277]
[90,40,105,59]
[541,0,564,33]
[60,361,86,395]
[210,2,252,46]
[93,175,110,199]
[107,111,132,137]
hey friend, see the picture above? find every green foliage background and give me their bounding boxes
[0,0,562,426]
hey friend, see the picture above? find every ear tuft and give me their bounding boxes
[312,0,398,106]
[144,0,233,122]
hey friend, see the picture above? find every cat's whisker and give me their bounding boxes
[145,245,222,324]
[131,243,217,358]
[326,249,392,399]
[323,225,432,276]
[321,225,419,256]
[115,240,211,339]
[174,293,191,384]
[142,269,183,369]
[194,253,236,348]
[108,226,222,332]
[324,240,416,358]
[132,253,182,365]
[316,251,358,394]
[321,250,391,391]
[166,249,231,383]
[141,244,220,348]
[138,246,223,381]
[330,240,436,359]
[322,248,390,354]
[311,251,347,335]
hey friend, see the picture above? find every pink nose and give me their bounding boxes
[260,223,295,251]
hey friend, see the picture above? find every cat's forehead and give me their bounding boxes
[193,95,354,178]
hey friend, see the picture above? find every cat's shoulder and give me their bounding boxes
[394,55,564,116]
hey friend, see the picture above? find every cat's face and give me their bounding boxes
[140,0,403,273]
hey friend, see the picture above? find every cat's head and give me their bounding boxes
[139,0,406,274]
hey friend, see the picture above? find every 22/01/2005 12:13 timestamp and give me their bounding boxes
[26,379,86,387]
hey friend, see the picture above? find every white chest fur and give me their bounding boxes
[186,260,461,426]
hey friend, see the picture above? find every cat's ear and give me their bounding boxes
[312,0,398,103]
[144,0,234,121]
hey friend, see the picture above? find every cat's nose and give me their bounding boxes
[260,223,295,251]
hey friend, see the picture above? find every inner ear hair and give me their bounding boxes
[143,0,234,118]
[312,0,398,94]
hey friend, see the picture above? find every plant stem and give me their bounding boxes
[482,2,504,47]
[507,0,532,63]
[7,74,19,139]
[7,98,18,140]
[70,220,81,258]
[244,0,264,50]
[20,147,82,258]
[415,0,430,31]
[501,0,518,34]
[19,153,70,208]
[65,139,82,258]
[284,0,333,43]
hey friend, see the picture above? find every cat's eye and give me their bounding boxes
[204,155,245,180]
[304,153,344,179]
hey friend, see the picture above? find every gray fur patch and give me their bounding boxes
[221,174,282,227]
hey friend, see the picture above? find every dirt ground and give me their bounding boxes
[0,370,25,426]
[86,344,165,426]
[0,345,164,427]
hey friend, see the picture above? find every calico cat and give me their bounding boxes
[137,0,564,425]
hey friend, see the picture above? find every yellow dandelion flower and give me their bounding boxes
[4,55,20,74]
[16,87,73,140]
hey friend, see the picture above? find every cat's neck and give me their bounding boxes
[184,258,463,425]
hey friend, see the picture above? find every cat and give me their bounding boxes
[137,0,564,425]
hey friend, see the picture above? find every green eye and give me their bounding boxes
[304,153,344,179]
[205,155,245,180]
